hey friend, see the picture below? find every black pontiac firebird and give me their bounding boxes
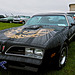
[0,13,75,72]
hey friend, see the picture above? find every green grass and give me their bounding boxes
[0,22,23,30]
[0,22,75,75]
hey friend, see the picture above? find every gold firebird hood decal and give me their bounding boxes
[4,28,54,39]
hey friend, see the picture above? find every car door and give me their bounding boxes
[67,15,75,41]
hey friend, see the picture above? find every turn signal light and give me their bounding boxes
[20,21,23,22]
[51,53,56,58]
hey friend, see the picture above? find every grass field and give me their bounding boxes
[0,22,23,30]
[0,22,75,75]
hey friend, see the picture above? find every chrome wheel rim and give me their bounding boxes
[59,47,67,66]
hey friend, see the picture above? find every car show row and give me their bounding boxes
[0,15,30,24]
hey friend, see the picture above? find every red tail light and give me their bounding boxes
[2,46,5,51]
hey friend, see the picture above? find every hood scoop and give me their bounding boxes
[24,25,42,30]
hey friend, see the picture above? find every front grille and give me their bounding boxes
[6,46,25,55]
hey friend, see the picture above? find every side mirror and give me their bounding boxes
[71,23,75,26]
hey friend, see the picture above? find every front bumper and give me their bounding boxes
[13,20,23,23]
[0,54,42,72]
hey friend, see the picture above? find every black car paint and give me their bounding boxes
[0,13,75,71]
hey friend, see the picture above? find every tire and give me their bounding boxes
[22,21,25,24]
[9,21,12,23]
[56,43,68,70]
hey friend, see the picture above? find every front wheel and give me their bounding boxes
[22,21,25,24]
[57,43,68,69]
[9,21,12,23]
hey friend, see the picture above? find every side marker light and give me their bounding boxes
[51,53,56,58]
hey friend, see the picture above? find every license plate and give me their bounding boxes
[0,61,7,69]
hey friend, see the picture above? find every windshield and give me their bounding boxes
[19,16,25,18]
[19,16,30,18]
[7,16,14,18]
[25,16,30,18]
[14,16,20,18]
[25,15,68,26]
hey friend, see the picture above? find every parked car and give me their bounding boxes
[0,15,5,18]
[67,11,75,20]
[0,16,14,23]
[0,12,75,72]
[13,16,30,24]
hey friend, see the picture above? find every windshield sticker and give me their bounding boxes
[4,29,54,38]
[58,24,66,26]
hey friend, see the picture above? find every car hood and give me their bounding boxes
[0,25,59,48]
[13,18,20,20]
[13,18,27,20]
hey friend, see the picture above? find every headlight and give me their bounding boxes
[25,48,33,56]
[34,49,43,56]
[25,48,44,59]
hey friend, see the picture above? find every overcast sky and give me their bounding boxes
[0,0,75,16]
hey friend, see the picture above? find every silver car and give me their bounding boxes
[13,16,30,24]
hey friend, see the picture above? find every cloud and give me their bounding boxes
[0,0,75,15]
